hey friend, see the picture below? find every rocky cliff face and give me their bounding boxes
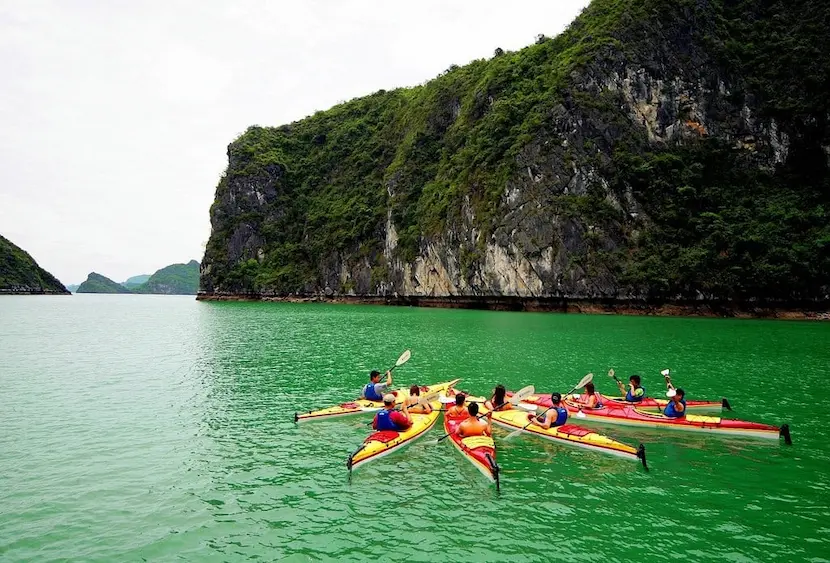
[201,0,830,307]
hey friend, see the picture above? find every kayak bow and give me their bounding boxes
[442,394,500,489]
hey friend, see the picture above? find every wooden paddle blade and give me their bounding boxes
[508,385,536,405]
[396,350,412,366]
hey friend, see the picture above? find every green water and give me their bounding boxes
[1,296,829,562]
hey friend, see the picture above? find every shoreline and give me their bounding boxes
[195,293,830,320]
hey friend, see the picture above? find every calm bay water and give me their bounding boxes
[1,295,829,562]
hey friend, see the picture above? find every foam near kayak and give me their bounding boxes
[346,400,442,471]
[295,379,459,422]
[490,408,648,468]
[442,394,499,487]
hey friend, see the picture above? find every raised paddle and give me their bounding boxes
[426,385,536,445]
[504,373,593,440]
[388,350,411,372]
[662,369,677,397]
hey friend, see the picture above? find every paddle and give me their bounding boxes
[426,385,536,445]
[504,373,593,440]
[388,349,411,373]
[662,369,677,397]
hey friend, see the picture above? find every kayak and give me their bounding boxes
[442,394,499,488]
[490,408,648,469]
[591,393,731,412]
[294,379,460,422]
[346,400,441,472]
[521,394,791,443]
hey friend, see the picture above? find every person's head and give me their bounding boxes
[674,388,685,400]
[629,375,641,387]
[455,393,466,407]
[409,385,420,396]
[382,394,396,408]
[468,402,480,417]
[494,384,506,402]
[551,392,562,405]
[585,382,595,394]
[370,370,381,382]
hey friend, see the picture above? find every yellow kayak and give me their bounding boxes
[294,379,459,422]
[442,394,499,488]
[491,408,648,469]
[346,400,442,472]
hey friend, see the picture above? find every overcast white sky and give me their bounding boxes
[0,0,589,284]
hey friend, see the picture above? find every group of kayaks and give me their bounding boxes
[294,365,792,490]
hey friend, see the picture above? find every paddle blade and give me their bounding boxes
[504,427,525,440]
[575,410,587,419]
[516,403,537,412]
[509,385,536,405]
[575,372,593,390]
[661,369,670,377]
[396,350,412,367]
[608,368,615,378]
[439,394,456,404]
[666,389,677,398]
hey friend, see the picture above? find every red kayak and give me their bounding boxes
[593,393,731,412]
[515,392,791,443]
[442,393,499,488]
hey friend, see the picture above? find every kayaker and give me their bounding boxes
[372,394,412,431]
[456,402,492,437]
[527,393,568,429]
[362,369,393,402]
[663,388,687,418]
[616,375,646,403]
[446,393,468,417]
[485,384,513,411]
[576,382,603,409]
[404,385,432,414]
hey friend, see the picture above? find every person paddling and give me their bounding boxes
[485,384,513,411]
[446,393,468,417]
[372,394,412,431]
[362,369,393,402]
[663,388,687,418]
[576,382,603,409]
[456,402,492,437]
[616,374,646,403]
[403,385,432,414]
[527,393,568,429]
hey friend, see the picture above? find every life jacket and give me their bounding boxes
[553,406,568,427]
[626,386,646,402]
[363,382,383,402]
[664,399,687,418]
[375,409,403,431]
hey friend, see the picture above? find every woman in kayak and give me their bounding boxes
[575,382,603,409]
[485,384,513,411]
[372,394,412,430]
[663,388,687,418]
[527,393,568,429]
[446,393,468,417]
[404,385,433,414]
[457,402,492,437]
[362,369,393,402]
[616,374,646,403]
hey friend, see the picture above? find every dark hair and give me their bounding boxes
[629,375,641,385]
[585,382,595,394]
[455,393,466,406]
[675,388,685,399]
[409,385,420,396]
[551,393,562,404]
[468,402,479,416]
[370,370,381,381]
[494,384,506,404]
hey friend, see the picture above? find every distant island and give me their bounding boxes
[76,260,200,295]
[0,234,69,295]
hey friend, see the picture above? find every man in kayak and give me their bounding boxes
[575,382,603,409]
[485,384,513,411]
[362,369,393,402]
[456,402,492,437]
[616,374,646,403]
[403,385,433,414]
[446,393,468,417]
[372,394,412,431]
[527,393,568,429]
[663,388,687,418]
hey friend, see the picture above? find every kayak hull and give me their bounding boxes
[597,394,730,412]
[347,401,442,471]
[490,409,647,468]
[443,395,498,486]
[295,379,460,422]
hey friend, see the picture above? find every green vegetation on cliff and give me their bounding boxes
[203,0,830,304]
[77,273,133,294]
[122,274,150,289]
[133,261,199,295]
[0,234,69,294]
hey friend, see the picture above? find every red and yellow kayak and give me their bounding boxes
[346,401,442,472]
[595,393,730,412]
[490,408,648,468]
[442,394,499,488]
[519,393,790,443]
[294,379,459,422]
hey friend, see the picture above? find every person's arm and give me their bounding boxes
[675,401,685,414]
[616,380,627,395]
[385,370,393,387]
[372,413,379,430]
[421,399,432,414]
[485,412,492,436]
[587,394,597,409]
[536,410,553,430]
